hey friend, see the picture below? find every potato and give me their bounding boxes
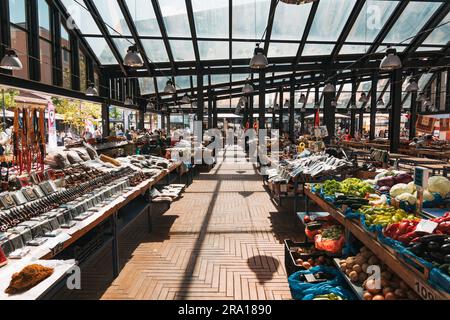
[384,292,397,300]
[381,271,392,280]
[349,271,359,283]
[307,258,315,266]
[346,257,356,268]
[380,279,391,288]
[360,246,368,253]
[352,264,362,273]
[295,258,303,265]
[368,256,380,265]
[302,261,311,269]
[362,263,369,273]
[406,290,418,300]
[399,281,409,290]
[361,251,372,259]
[345,269,352,276]
[354,256,365,266]
[382,287,393,295]
[372,295,385,300]
[365,279,381,294]
[358,272,367,282]
[363,292,373,300]
[394,289,406,298]
[340,263,347,271]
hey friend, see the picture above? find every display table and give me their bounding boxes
[303,186,449,300]
[0,162,183,299]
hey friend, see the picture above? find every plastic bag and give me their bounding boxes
[314,234,345,254]
[288,265,355,300]
[428,268,450,294]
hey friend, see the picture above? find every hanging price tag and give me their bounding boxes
[415,219,438,234]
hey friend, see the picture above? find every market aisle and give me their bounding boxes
[56,146,299,300]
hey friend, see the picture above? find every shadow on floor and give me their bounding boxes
[247,255,280,284]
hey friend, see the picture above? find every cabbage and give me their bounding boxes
[390,183,414,197]
[427,176,450,198]
[413,190,435,202]
[396,193,416,205]
[407,181,416,193]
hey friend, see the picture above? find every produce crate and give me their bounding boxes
[284,239,332,276]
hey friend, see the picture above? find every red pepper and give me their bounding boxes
[398,221,409,235]
[398,231,417,245]
[384,223,399,238]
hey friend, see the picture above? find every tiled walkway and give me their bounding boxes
[56,146,299,300]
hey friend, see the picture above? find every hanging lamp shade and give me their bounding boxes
[283,99,290,107]
[380,48,402,71]
[123,45,143,67]
[235,105,241,115]
[124,96,134,106]
[298,93,306,104]
[323,82,336,93]
[358,92,368,103]
[300,106,306,113]
[164,80,176,94]
[180,93,191,104]
[0,49,23,70]
[242,81,254,94]
[405,78,419,92]
[274,103,279,111]
[146,100,155,111]
[416,93,426,102]
[267,106,273,113]
[330,99,337,107]
[249,43,268,69]
[85,83,98,96]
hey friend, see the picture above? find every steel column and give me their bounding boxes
[289,80,295,140]
[0,0,11,75]
[196,72,204,127]
[410,91,418,140]
[389,69,402,153]
[369,74,378,140]
[278,86,283,135]
[101,103,110,138]
[350,79,356,137]
[259,72,266,129]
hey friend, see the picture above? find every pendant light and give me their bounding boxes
[323,82,336,93]
[274,103,279,111]
[180,93,191,104]
[85,83,98,96]
[146,99,155,111]
[300,106,306,113]
[235,105,241,115]
[123,45,143,67]
[242,81,254,94]
[331,99,337,107]
[377,98,385,107]
[249,43,268,69]
[298,93,306,104]
[164,80,176,94]
[124,96,134,106]
[267,106,273,113]
[405,78,419,92]
[380,48,402,71]
[0,49,23,70]
[284,99,290,108]
[358,92,368,103]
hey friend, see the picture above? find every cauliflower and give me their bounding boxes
[396,193,416,205]
[390,183,414,198]
[427,176,450,198]
[407,181,416,193]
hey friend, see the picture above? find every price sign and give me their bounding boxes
[414,167,429,189]
[415,281,435,300]
[415,219,438,234]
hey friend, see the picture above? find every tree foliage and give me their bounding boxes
[52,97,101,133]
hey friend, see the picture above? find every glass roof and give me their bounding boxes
[382,1,442,44]
[54,0,449,98]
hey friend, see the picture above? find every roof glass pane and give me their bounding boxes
[60,0,101,34]
[198,41,229,60]
[423,12,450,45]
[159,0,191,37]
[192,0,229,38]
[418,73,433,91]
[268,42,299,57]
[232,0,271,39]
[416,46,442,52]
[339,44,369,54]
[346,1,398,43]
[156,77,171,92]
[307,0,357,42]
[170,40,196,61]
[232,74,249,82]
[358,81,371,93]
[271,1,312,40]
[232,41,258,59]
[138,78,155,95]
[85,37,118,64]
[141,39,170,62]
[92,0,131,36]
[124,0,161,36]
[377,45,406,53]
[211,74,230,85]
[174,76,191,89]
[38,0,51,39]
[383,1,442,44]
[302,43,334,56]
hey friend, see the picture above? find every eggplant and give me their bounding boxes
[441,243,450,254]
[429,252,445,263]
[427,241,440,251]
[419,234,448,244]
[445,254,450,263]
[409,243,424,256]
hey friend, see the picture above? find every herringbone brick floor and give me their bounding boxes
[55,146,301,300]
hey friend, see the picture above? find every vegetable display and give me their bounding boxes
[406,235,450,275]
[321,178,374,197]
[313,293,344,300]
[427,176,450,198]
